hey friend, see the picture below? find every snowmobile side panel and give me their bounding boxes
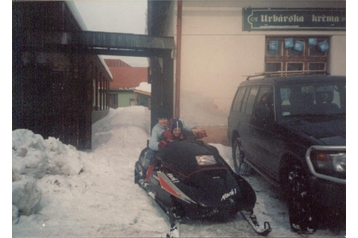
[158,171,196,204]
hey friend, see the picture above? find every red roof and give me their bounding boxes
[104,59,148,89]
[104,59,131,68]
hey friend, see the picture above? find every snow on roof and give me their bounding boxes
[99,56,113,79]
[134,82,151,94]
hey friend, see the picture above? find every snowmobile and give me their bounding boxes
[134,139,272,237]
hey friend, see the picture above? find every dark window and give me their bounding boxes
[256,86,274,111]
[309,62,326,71]
[309,45,326,56]
[266,40,282,56]
[254,86,274,122]
[244,87,259,115]
[278,81,345,117]
[287,63,303,71]
[265,36,329,72]
[266,62,282,72]
[232,87,247,112]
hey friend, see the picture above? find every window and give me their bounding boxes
[278,81,346,117]
[130,98,136,106]
[265,36,329,72]
[244,87,259,115]
[253,86,274,123]
[232,87,247,112]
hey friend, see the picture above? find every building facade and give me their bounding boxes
[105,59,148,109]
[134,82,151,109]
[13,1,113,149]
[149,0,346,144]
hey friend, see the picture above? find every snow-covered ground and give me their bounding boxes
[12,106,347,237]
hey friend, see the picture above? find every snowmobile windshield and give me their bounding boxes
[157,140,226,176]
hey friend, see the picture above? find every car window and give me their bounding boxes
[244,86,259,115]
[253,86,274,121]
[279,81,346,117]
[231,87,247,112]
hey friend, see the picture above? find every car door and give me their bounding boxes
[228,86,247,143]
[239,86,260,165]
[249,86,281,181]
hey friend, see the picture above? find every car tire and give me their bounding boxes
[232,137,252,176]
[285,164,317,234]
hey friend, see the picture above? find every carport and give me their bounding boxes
[13,1,175,150]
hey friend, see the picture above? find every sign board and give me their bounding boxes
[243,8,345,31]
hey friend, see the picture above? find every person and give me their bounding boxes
[142,109,201,176]
[144,117,186,183]
[144,117,207,183]
[142,108,170,171]
[158,117,187,150]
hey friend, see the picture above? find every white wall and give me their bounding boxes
[178,4,260,126]
[172,1,346,127]
[329,35,346,76]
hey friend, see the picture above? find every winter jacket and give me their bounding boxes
[158,130,187,150]
[148,123,194,151]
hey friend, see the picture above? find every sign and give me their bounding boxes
[243,8,345,31]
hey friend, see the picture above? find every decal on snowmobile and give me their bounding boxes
[166,173,180,183]
[221,188,237,201]
[158,171,196,204]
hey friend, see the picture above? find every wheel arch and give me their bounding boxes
[279,153,303,189]
[231,130,240,146]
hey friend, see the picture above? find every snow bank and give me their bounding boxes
[12,129,84,219]
[12,129,84,179]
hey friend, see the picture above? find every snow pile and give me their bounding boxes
[12,176,42,218]
[12,129,84,179]
[12,129,84,220]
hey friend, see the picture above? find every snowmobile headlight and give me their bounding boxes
[196,155,217,166]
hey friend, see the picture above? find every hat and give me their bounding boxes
[168,117,183,132]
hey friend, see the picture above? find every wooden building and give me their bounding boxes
[13,1,112,150]
[13,1,176,149]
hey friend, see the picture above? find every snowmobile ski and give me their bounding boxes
[166,219,180,238]
[240,210,272,236]
[138,183,181,238]
[142,184,181,238]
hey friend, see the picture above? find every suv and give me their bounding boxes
[227,73,346,233]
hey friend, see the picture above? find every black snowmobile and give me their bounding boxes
[134,139,272,237]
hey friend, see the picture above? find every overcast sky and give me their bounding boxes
[73,1,149,67]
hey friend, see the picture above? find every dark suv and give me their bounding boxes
[227,73,346,233]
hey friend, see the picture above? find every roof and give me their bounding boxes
[134,82,151,96]
[107,66,148,89]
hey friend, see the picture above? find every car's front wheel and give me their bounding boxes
[285,164,317,234]
[232,137,252,176]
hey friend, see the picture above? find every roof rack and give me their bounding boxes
[243,70,328,81]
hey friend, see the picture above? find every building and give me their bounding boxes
[13,1,176,149]
[147,0,346,144]
[134,82,151,109]
[105,59,148,108]
[13,1,113,149]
